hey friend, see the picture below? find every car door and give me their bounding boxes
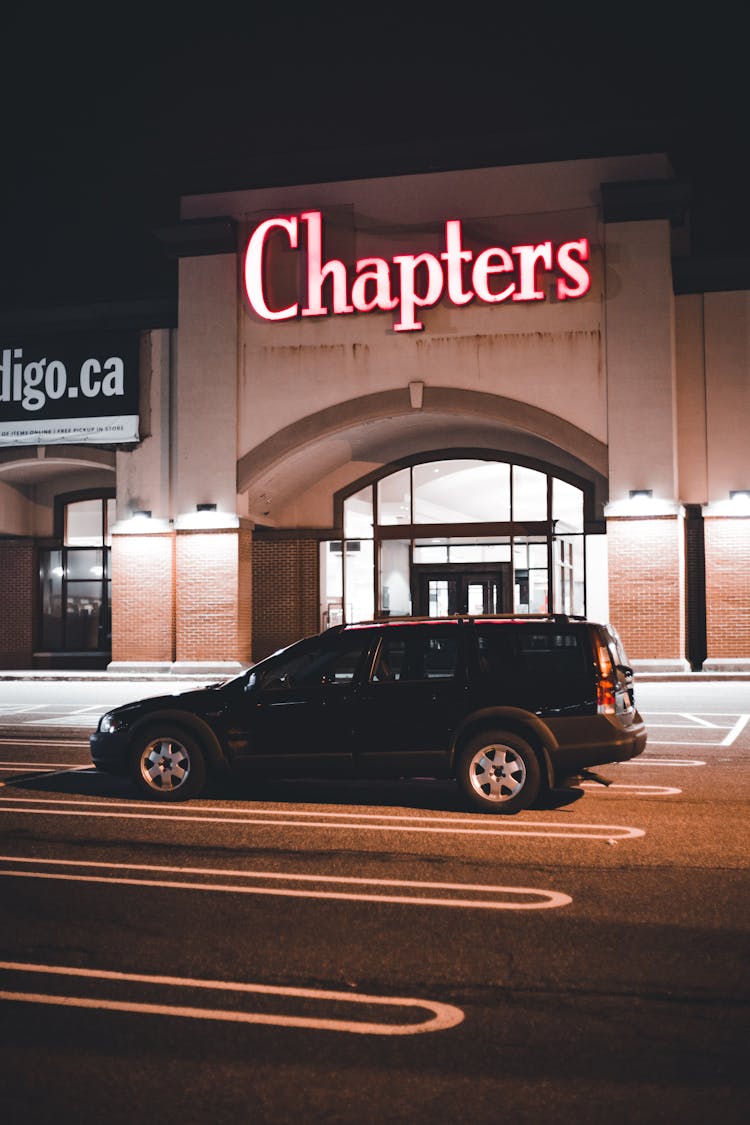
[228,631,376,777]
[354,624,468,778]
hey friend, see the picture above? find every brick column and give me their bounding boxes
[704,515,750,671]
[606,512,689,670]
[174,524,252,670]
[252,536,320,661]
[0,539,35,668]
[110,530,175,669]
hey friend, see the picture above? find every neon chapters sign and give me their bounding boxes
[244,211,591,332]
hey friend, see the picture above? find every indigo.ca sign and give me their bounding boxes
[0,333,139,447]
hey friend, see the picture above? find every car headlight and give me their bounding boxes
[99,712,126,734]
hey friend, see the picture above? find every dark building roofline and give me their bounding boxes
[0,296,177,336]
[673,257,750,295]
[600,179,692,225]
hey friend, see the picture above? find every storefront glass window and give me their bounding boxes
[553,478,584,532]
[380,539,411,616]
[513,538,549,613]
[344,539,374,622]
[377,468,411,525]
[66,581,103,649]
[512,466,548,521]
[66,549,104,580]
[40,550,63,650]
[65,499,105,546]
[343,485,373,538]
[331,458,594,623]
[448,543,511,563]
[412,544,449,563]
[39,495,113,655]
[320,542,344,629]
[413,460,510,523]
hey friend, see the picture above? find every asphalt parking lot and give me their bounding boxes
[0,676,748,1124]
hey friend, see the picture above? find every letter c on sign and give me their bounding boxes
[80,358,102,397]
[244,217,299,320]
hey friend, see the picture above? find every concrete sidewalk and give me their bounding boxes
[0,670,224,683]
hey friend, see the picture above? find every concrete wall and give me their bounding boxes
[604,220,678,502]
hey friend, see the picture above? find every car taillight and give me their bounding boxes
[595,641,616,715]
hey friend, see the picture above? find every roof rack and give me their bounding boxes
[343,613,587,627]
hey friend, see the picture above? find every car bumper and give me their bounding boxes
[546,711,648,778]
[89,730,131,775]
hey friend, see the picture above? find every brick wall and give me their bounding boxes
[252,537,320,660]
[175,528,252,663]
[705,517,750,659]
[606,515,686,661]
[111,532,175,663]
[0,540,35,668]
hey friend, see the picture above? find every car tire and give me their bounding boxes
[130,725,207,801]
[456,729,541,814]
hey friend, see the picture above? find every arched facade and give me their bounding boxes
[1,153,748,671]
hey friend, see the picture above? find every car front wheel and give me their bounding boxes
[131,726,206,801]
[456,730,540,814]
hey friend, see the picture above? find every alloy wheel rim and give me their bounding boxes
[469,745,526,802]
[140,738,191,791]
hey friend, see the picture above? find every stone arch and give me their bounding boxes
[237,386,608,523]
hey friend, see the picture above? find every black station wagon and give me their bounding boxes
[90,615,647,813]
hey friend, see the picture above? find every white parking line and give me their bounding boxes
[645,724,733,730]
[579,783,681,797]
[622,757,705,767]
[0,704,48,714]
[0,795,645,842]
[680,713,719,728]
[647,741,724,747]
[0,962,465,1036]
[0,765,84,774]
[721,714,749,746]
[0,739,90,748]
[0,855,572,910]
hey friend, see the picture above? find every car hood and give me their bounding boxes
[108,684,232,721]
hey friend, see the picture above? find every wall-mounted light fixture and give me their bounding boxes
[174,505,240,530]
[113,509,170,534]
[729,490,750,502]
[604,491,681,518]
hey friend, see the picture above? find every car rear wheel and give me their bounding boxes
[456,730,540,814]
[131,727,206,801]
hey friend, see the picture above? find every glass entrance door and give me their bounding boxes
[416,565,511,616]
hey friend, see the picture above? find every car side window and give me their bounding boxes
[476,628,517,679]
[417,635,459,680]
[370,630,459,684]
[263,638,371,690]
[515,629,588,699]
[476,625,588,702]
[403,631,459,682]
[372,636,407,682]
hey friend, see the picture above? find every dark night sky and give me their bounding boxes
[1,5,747,312]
